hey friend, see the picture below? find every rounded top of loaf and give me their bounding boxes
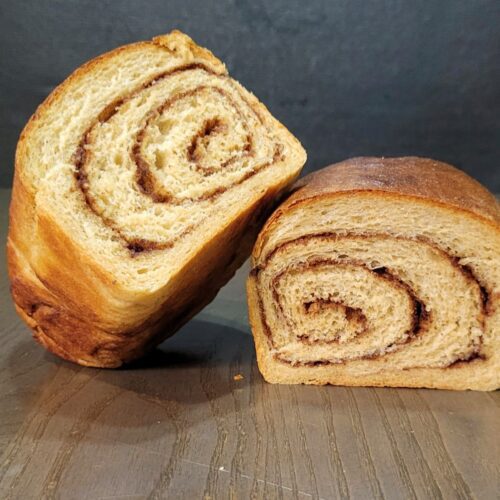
[152,30,226,70]
[288,157,499,223]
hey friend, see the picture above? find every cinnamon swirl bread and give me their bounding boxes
[247,158,499,390]
[8,30,306,367]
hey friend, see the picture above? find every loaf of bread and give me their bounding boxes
[8,30,306,367]
[247,157,499,390]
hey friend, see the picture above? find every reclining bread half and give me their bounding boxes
[8,30,306,367]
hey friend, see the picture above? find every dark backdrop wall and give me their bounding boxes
[1,0,499,190]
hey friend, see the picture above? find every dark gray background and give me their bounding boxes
[1,0,499,190]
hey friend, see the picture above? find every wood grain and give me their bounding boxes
[0,188,498,499]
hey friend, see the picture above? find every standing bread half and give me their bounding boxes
[8,30,306,367]
[247,157,499,390]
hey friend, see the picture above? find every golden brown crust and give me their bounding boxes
[8,30,304,367]
[152,30,225,68]
[291,157,499,222]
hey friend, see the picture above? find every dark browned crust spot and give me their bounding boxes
[73,63,284,255]
[252,232,487,367]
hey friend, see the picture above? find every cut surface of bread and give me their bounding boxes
[247,157,499,390]
[8,30,306,367]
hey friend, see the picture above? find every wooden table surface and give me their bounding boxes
[0,188,498,499]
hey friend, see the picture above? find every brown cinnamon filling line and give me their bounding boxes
[188,118,234,172]
[73,63,284,255]
[252,232,488,367]
[132,85,257,204]
[268,257,428,363]
[298,301,367,345]
[447,351,486,368]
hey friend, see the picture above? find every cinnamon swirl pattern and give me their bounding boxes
[247,158,500,390]
[8,31,305,367]
[74,63,285,254]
